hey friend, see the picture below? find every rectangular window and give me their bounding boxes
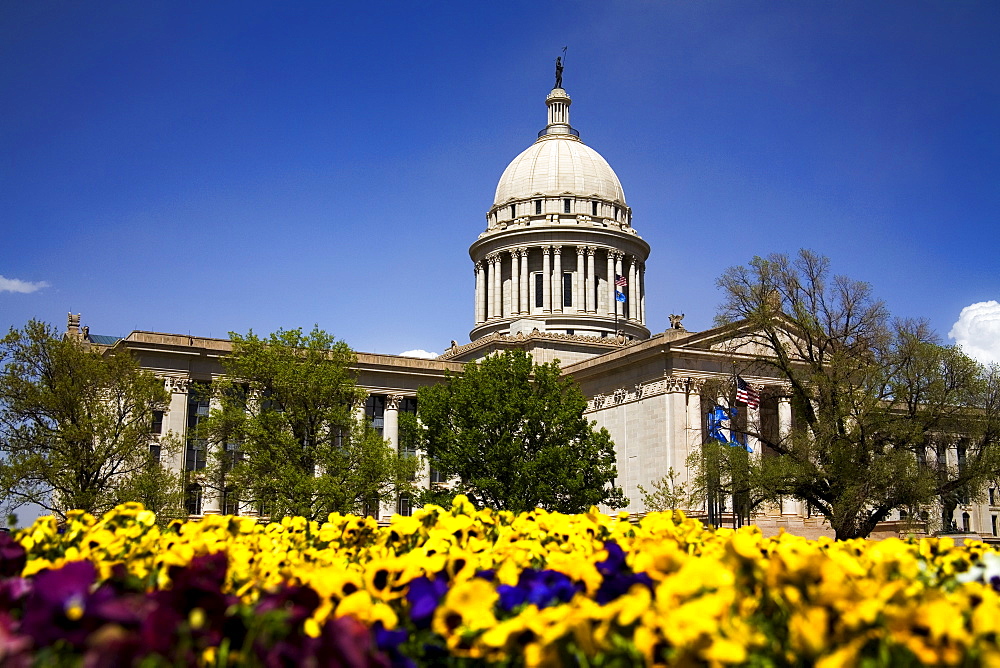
[397,493,413,517]
[567,329,574,335]
[365,395,386,435]
[401,397,418,414]
[186,382,210,471]
[224,440,243,471]
[186,439,207,471]
[363,496,379,519]
[535,200,542,215]
[149,442,161,463]
[535,273,543,308]
[430,467,446,484]
[510,203,516,218]
[993,515,998,537]
[991,488,996,506]
[186,484,203,516]
[151,410,164,435]
[257,499,271,518]
[563,198,571,214]
[592,201,598,216]
[222,488,239,516]
[563,273,572,307]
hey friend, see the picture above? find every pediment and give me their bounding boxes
[678,318,806,360]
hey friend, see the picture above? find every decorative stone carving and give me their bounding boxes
[386,395,403,411]
[665,377,688,393]
[162,376,190,394]
[668,313,685,330]
[612,388,627,404]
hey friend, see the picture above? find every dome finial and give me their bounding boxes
[555,53,564,89]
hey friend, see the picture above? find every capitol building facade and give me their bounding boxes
[71,80,997,540]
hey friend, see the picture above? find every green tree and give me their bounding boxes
[0,320,173,518]
[637,467,690,514]
[716,250,1000,539]
[117,446,187,525]
[411,349,626,513]
[201,327,415,521]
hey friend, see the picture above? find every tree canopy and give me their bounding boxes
[409,349,626,513]
[202,326,414,521]
[716,249,1000,539]
[0,320,176,518]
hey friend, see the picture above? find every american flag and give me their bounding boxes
[615,274,627,287]
[736,376,760,410]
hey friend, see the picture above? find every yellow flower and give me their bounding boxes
[432,578,498,640]
[335,591,399,629]
[789,606,828,655]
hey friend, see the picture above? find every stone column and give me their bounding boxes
[491,254,502,319]
[485,255,495,320]
[628,256,638,321]
[162,377,190,473]
[575,246,586,313]
[509,249,520,317]
[607,250,617,317]
[541,246,552,313]
[776,394,800,516]
[475,261,485,325]
[384,395,402,451]
[685,382,704,446]
[747,387,761,455]
[552,246,563,313]
[586,247,596,313]
[519,248,529,314]
[614,251,624,320]
[777,395,792,440]
[639,262,646,324]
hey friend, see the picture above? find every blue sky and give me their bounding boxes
[3,1,1000,360]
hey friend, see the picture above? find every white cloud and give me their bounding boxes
[0,275,49,294]
[399,349,439,359]
[949,300,1000,365]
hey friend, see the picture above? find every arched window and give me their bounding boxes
[962,512,971,532]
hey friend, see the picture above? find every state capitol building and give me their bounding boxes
[67,77,996,541]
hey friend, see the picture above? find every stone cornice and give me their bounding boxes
[441,330,626,361]
[585,375,787,412]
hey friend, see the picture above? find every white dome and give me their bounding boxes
[493,135,627,208]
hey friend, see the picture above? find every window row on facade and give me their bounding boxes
[489,198,629,226]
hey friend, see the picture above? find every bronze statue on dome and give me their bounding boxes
[555,56,564,89]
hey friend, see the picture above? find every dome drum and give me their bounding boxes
[485,195,632,235]
[469,83,651,343]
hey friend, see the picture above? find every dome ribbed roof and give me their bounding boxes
[493,135,626,208]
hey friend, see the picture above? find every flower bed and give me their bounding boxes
[2,498,1000,666]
